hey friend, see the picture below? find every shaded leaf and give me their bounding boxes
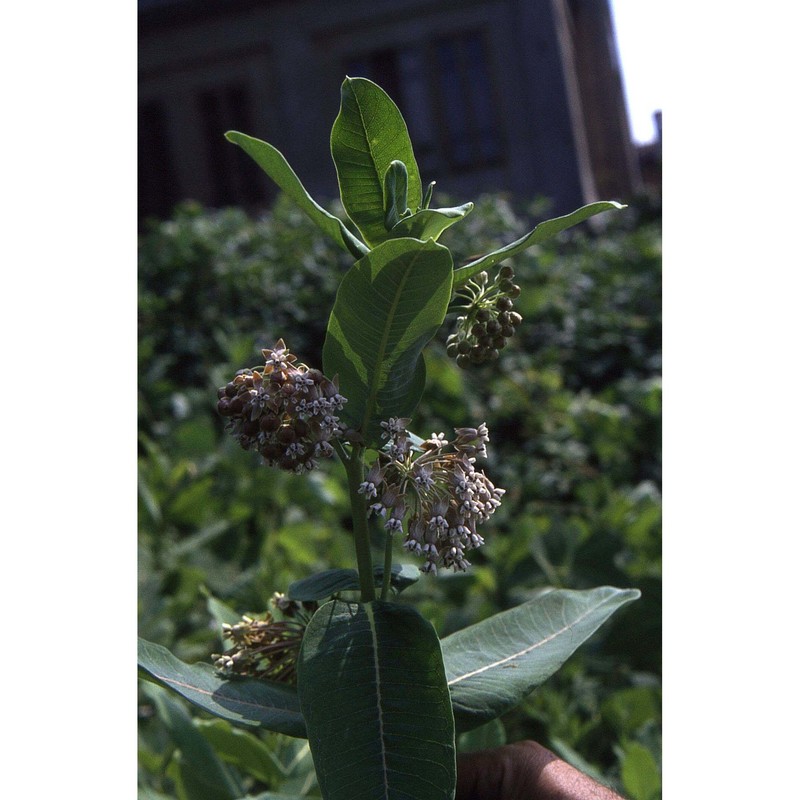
[453,202,626,285]
[442,587,640,731]
[195,719,284,786]
[144,683,243,800]
[138,638,306,738]
[457,718,507,754]
[225,130,367,259]
[297,600,456,800]
[331,77,422,246]
[288,564,421,601]
[323,237,453,444]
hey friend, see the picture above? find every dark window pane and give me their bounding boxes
[198,82,266,208]
[344,31,504,179]
[397,47,440,176]
[435,38,471,168]
[138,99,178,220]
[463,32,502,164]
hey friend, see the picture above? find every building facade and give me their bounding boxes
[139,0,642,222]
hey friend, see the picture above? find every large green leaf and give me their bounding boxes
[297,600,456,800]
[453,201,626,285]
[323,237,453,444]
[331,77,422,247]
[138,638,306,738]
[225,130,368,259]
[442,587,640,732]
[144,683,243,800]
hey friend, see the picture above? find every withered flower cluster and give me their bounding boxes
[447,265,523,367]
[359,419,505,574]
[212,594,318,684]
[216,339,347,473]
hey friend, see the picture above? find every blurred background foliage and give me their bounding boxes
[138,192,662,800]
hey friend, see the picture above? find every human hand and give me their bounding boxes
[456,740,626,800]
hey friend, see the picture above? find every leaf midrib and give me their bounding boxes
[358,247,423,434]
[446,600,603,686]
[365,604,391,797]
[152,670,298,710]
[350,83,382,211]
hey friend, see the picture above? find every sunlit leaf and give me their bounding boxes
[620,741,661,800]
[331,77,422,246]
[225,130,367,259]
[323,237,452,444]
[442,587,640,731]
[453,201,626,285]
[390,203,474,241]
[383,159,410,230]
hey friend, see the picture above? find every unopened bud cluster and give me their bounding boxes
[216,339,347,473]
[447,265,522,367]
[212,593,317,683]
[359,419,505,574]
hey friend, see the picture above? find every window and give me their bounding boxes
[139,99,178,220]
[197,82,268,208]
[345,30,503,178]
[434,31,502,168]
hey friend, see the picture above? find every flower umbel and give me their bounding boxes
[365,420,504,574]
[447,266,522,367]
[211,595,317,684]
[216,339,347,473]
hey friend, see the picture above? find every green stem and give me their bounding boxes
[380,531,394,601]
[343,444,376,603]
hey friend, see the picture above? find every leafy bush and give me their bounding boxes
[138,191,660,799]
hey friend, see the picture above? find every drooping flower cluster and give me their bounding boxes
[212,594,318,684]
[447,265,522,367]
[359,419,505,574]
[216,339,347,473]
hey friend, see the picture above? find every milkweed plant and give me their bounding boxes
[138,77,641,800]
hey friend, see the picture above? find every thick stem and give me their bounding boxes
[380,531,394,601]
[343,444,376,603]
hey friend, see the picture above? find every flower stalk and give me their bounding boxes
[342,442,376,603]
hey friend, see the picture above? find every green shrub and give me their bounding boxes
[138,192,661,796]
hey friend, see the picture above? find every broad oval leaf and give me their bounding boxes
[442,586,640,732]
[323,237,453,444]
[331,77,422,247]
[138,637,306,738]
[225,130,368,259]
[297,600,456,800]
[453,201,626,285]
[390,203,475,242]
[288,564,421,601]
